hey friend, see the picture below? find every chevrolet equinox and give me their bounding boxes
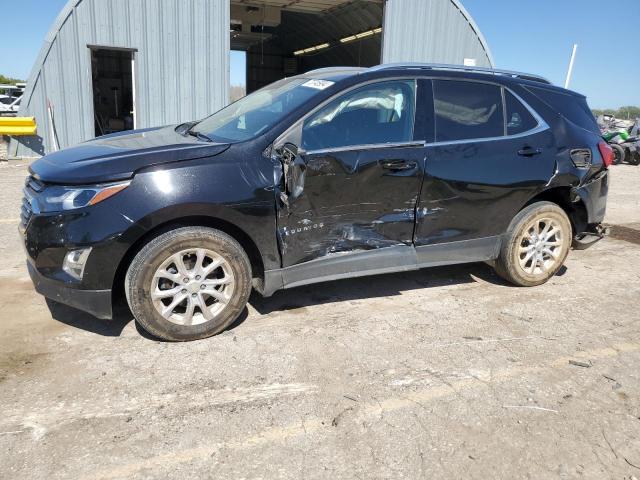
[21,64,611,341]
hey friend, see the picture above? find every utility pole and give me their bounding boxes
[564,44,578,89]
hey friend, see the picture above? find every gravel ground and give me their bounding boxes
[1,161,639,480]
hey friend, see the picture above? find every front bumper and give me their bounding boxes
[20,181,138,320]
[27,261,113,319]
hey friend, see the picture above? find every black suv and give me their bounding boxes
[21,64,611,341]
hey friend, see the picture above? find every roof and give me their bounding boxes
[370,63,551,84]
[301,66,365,80]
[303,63,552,85]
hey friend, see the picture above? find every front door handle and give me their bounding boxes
[518,147,542,157]
[380,160,417,171]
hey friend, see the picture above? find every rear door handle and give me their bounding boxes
[518,147,542,157]
[381,160,417,171]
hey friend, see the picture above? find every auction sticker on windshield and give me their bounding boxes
[302,79,335,90]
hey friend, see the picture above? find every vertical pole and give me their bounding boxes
[47,100,59,152]
[131,54,137,129]
[564,44,578,89]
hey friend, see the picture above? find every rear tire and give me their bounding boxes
[125,227,252,341]
[494,202,572,287]
[611,144,625,164]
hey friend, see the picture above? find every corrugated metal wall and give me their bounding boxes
[12,0,229,157]
[382,0,493,67]
[12,0,494,157]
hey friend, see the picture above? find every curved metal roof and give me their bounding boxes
[22,0,493,114]
[15,0,494,156]
[450,0,495,67]
[18,0,82,118]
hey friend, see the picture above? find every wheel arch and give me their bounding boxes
[522,186,588,235]
[112,215,266,301]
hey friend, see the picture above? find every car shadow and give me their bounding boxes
[45,297,249,340]
[248,261,509,315]
[45,262,562,338]
[46,298,135,337]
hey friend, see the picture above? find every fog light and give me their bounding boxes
[62,248,92,280]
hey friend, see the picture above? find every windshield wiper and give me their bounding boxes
[187,129,214,143]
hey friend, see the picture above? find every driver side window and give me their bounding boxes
[302,80,416,151]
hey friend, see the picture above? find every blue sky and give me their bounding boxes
[462,0,640,109]
[2,0,638,109]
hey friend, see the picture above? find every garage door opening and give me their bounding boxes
[90,47,136,137]
[231,0,384,94]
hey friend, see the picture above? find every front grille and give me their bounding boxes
[20,190,34,228]
[20,176,42,229]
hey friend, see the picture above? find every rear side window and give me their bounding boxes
[505,90,538,135]
[433,80,504,142]
[302,80,415,151]
[526,86,599,133]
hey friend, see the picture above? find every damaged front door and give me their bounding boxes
[274,79,425,268]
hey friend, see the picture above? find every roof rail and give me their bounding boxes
[368,63,552,85]
[304,66,366,75]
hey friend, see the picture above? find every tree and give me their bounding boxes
[617,106,640,120]
[0,74,24,85]
[592,106,640,119]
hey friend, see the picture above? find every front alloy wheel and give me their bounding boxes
[151,248,235,326]
[125,227,252,341]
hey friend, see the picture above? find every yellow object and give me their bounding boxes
[0,117,37,136]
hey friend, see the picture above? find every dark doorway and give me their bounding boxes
[231,0,384,94]
[90,48,135,137]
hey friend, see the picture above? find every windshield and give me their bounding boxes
[191,77,328,142]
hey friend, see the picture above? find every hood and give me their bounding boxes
[29,125,230,184]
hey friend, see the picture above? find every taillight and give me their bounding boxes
[598,142,614,168]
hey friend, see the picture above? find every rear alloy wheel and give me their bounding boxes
[494,202,572,287]
[125,227,252,341]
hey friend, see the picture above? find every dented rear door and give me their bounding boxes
[415,79,557,246]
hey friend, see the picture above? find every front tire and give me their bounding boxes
[125,227,252,341]
[494,202,572,287]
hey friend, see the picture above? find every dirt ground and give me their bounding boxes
[1,161,639,480]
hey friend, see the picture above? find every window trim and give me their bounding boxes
[504,88,540,137]
[274,77,420,155]
[430,77,549,147]
[272,76,549,155]
[304,140,427,156]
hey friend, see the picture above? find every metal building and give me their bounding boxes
[11,0,493,157]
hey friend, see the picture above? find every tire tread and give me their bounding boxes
[125,227,251,341]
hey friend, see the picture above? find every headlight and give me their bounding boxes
[39,181,130,212]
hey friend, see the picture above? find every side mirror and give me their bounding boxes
[278,142,306,206]
[282,142,298,163]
